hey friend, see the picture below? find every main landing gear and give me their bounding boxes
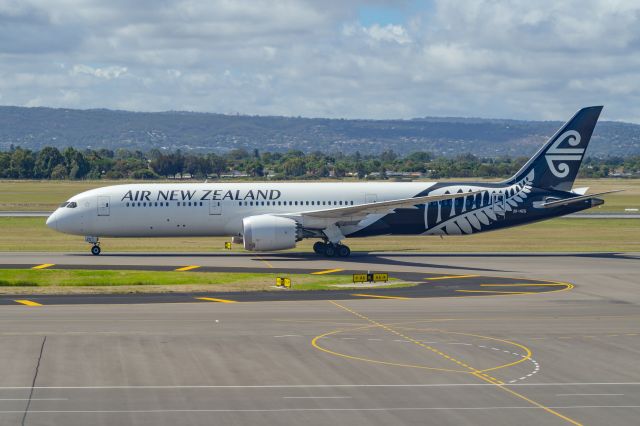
[313,241,351,257]
[85,236,101,256]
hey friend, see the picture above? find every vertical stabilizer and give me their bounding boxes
[504,106,602,191]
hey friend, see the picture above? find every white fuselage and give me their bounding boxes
[46,182,436,238]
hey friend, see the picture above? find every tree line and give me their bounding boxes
[0,146,638,180]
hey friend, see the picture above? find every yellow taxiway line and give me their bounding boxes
[424,274,478,280]
[351,294,410,300]
[321,301,583,426]
[455,290,533,295]
[311,268,344,275]
[31,263,54,270]
[175,265,201,272]
[255,256,274,268]
[195,297,237,304]
[14,300,43,307]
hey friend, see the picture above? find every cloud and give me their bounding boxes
[72,64,127,79]
[0,0,639,122]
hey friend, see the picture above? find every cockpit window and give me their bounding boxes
[59,202,70,208]
[66,202,78,208]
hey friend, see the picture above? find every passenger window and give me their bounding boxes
[339,201,343,205]
[250,201,253,206]
[126,202,129,207]
[261,201,265,206]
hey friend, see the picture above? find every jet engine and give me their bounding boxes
[242,215,302,251]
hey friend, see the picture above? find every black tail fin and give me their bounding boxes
[504,106,603,191]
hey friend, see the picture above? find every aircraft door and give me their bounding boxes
[97,196,110,216]
[209,200,222,215]
[492,193,505,216]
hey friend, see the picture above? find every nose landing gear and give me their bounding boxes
[313,241,351,257]
[85,236,101,256]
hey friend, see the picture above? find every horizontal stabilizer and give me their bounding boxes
[538,190,623,209]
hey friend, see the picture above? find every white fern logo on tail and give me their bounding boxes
[424,171,534,236]
[545,130,584,178]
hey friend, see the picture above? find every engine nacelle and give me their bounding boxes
[242,215,300,251]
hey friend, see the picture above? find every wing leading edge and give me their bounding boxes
[282,190,485,220]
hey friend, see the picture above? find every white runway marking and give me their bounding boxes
[0,382,638,390]
[273,335,301,338]
[0,405,637,414]
[0,398,68,401]
[556,394,625,396]
[283,396,352,399]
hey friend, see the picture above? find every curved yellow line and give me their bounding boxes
[311,328,469,373]
[312,324,535,374]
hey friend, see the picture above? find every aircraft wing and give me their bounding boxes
[283,190,484,220]
[538,190,623,208]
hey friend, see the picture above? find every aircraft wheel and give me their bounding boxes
[91,245,101,256]
[324,244,336,257]
[337,245,351,257]
[313,241,326,255]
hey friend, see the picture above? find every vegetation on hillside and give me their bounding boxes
[1,106,639,157]
[1,146,638,180]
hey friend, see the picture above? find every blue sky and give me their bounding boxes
[0,1,639,122]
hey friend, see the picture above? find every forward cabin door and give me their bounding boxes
[209,200,222,215]
[492,193,505,216]
[97,196,110,216]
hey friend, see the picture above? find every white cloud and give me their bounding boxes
[71,64,127,79]
[0,0,639,122]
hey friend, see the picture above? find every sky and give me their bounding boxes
[1,0,639,122]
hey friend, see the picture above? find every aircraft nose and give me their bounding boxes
[46,211,58,231]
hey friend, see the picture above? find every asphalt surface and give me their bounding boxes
[0,251,575,304]
[0,251,638,425]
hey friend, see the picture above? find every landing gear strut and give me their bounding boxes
[313,241,351,257]
[85,236,101,256]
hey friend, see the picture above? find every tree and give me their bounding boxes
[10,148,35,178]
[50,164,68,180]
[62,147,90,179]
[34,147,64,178]
[208,154,227,178]
[282,157,306,177]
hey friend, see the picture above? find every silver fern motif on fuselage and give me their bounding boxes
[423,170,534,235]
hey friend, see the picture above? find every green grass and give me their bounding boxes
[1,178,638,212]
[0,216,637,253]
[0,269,405,294]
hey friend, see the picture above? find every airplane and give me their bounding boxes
[46,106,620,257]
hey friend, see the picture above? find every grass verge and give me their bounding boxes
[0,217,637,252]
[0,269,407,294]
[0,178,638,212]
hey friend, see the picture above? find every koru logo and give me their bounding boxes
[545,130,584,178]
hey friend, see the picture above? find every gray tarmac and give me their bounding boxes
[0,251,639,425]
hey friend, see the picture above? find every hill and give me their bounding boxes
[0,106,638,157]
